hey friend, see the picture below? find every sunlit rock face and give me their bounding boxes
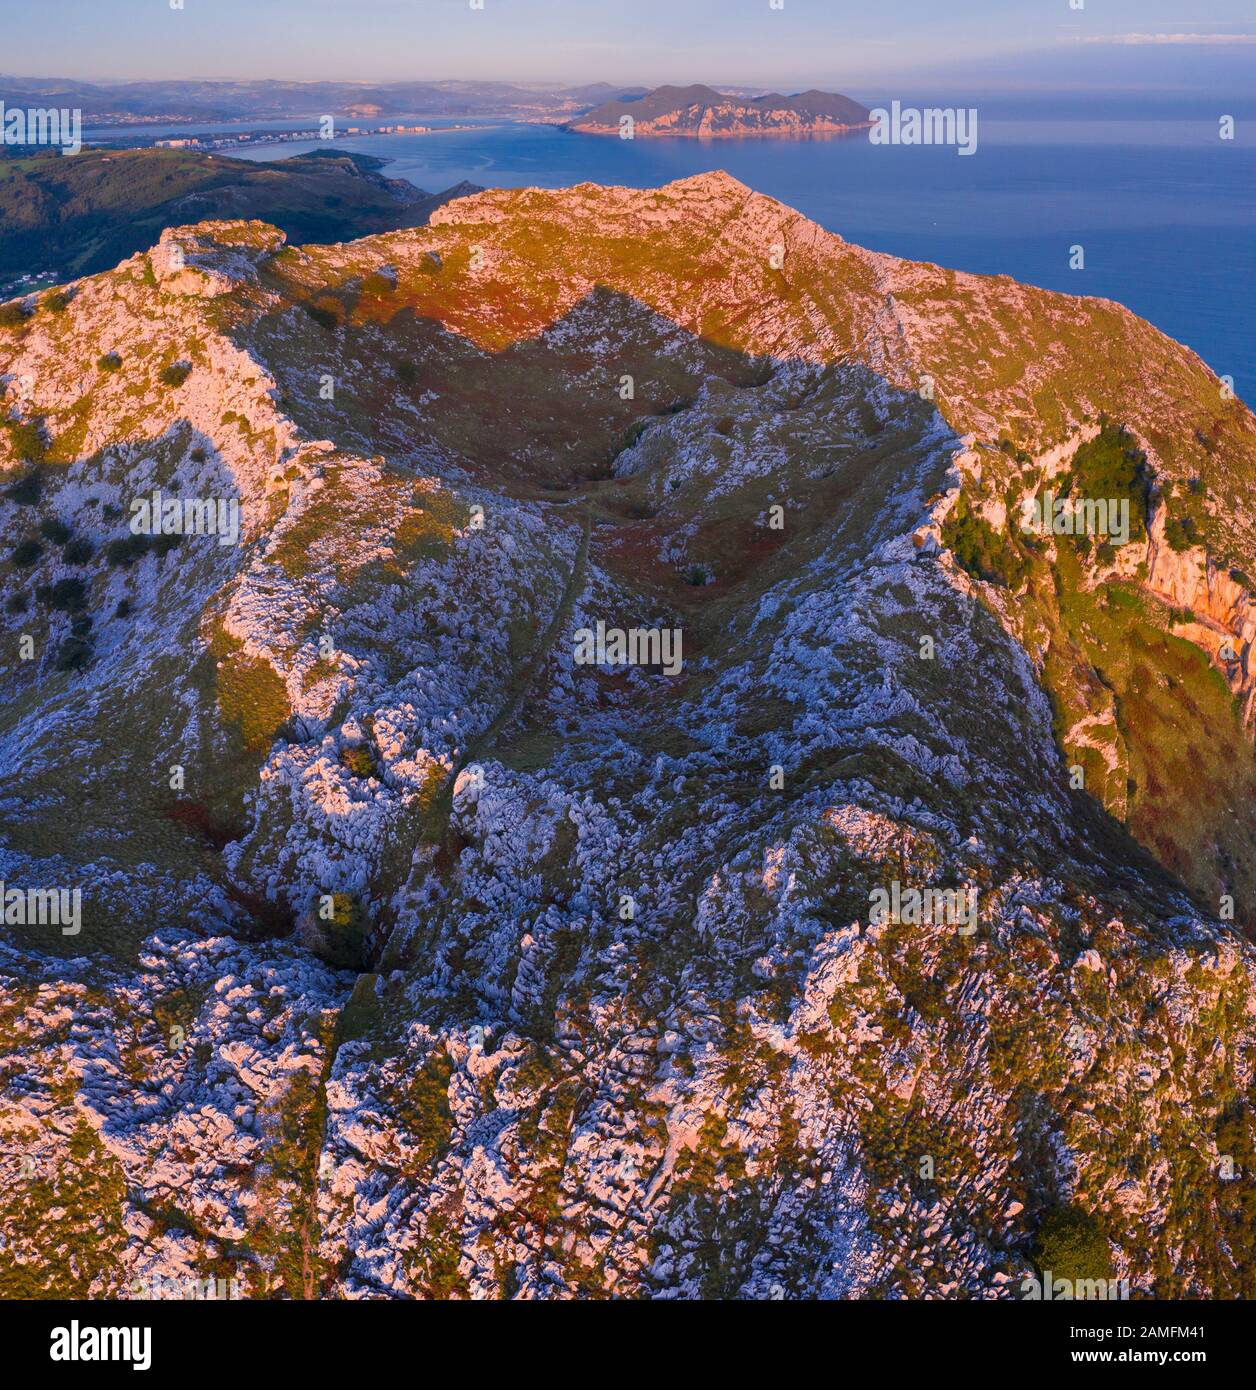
[1,173,1255,1299]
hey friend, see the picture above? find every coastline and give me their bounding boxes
[564,121,874,139]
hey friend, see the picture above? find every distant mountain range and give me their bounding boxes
[567,83,873,138]
[0,76,650,125]
[0,75,872,138]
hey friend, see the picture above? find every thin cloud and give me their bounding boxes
[1066,32,1256,46]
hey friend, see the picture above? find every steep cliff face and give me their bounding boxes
[1143,503,1256,716]
[2,174,1255,1299]
[940,412,1256,926]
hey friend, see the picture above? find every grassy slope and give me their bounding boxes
[0,146,432,282]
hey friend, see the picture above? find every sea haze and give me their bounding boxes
[225,117,1256,402]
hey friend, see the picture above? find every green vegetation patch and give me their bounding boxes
[0,299,34,328]
[1162,473,1209,553]
[942,491,1028,589]
[160,361,192,388]
[1034,1204,1113,1285]
[0,1117,129,1298]
[394,485,470,566]
[206,618,290,754]
[4,415,47,466]
[400,1050,455,1173]
[319,892,370,970]
[339,744,377,779]
[1056,422,1150,552]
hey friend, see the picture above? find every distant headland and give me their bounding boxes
[566,83,873,139]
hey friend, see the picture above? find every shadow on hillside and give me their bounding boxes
[0,274,1235,966]
[242,279,780,490]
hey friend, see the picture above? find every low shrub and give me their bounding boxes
[104,534,151,566]
[942,494,1028,588]
[3,469,43,504]
[54,636,92,672]
[320,892,369,970]
[1034,1204,1113,1284]
[0,301,33,329]
[1165,514,1201,552]
[46,576,87,612]
[4,420,47,466]
[340,745,377,778]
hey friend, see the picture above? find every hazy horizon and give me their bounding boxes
[5,0,1256,96]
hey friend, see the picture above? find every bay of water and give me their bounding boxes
[228,119,1255,401]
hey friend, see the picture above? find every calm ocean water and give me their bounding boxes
[218,119,1254,401]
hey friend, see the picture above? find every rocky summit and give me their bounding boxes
[1,171,1255,1299]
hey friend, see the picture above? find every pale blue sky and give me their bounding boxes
[4,0,1256,91]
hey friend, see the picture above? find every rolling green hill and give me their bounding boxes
[0,145,475,286]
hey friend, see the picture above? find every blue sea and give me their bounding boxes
[215,118,1255,402]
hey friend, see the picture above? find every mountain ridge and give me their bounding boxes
[2,171,1255,1298]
